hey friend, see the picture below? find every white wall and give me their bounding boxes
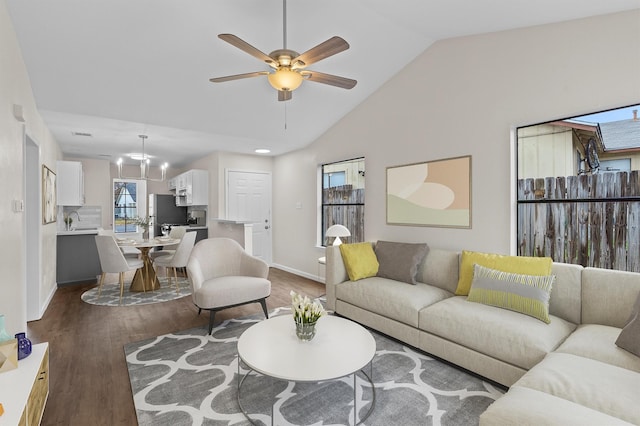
[272,11,640,278]
[0,0,61,334]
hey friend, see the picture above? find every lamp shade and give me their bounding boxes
[268,68,303,91]
[325,224,351,246]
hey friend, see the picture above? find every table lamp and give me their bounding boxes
[326,224,351,246]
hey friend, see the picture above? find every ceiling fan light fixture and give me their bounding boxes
[268,68,303,91]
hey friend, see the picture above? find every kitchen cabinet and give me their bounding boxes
[171,169,208,206]
[56,232,101,285]
[0,343,49,426]
[56,160,84,206]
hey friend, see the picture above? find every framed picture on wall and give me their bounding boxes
[386,155,472,228]
[42,164,57,224]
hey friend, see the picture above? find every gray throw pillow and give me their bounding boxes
[616,292,640,357]
[375,241,429,285]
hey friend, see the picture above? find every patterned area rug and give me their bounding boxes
[81,275,191,306]
[125,309,504,425]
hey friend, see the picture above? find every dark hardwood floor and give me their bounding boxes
[27,268,325,426]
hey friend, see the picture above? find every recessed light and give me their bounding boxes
[255,149,271,154]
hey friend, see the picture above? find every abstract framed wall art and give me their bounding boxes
[42,164,57,224]
[386,155,471,228]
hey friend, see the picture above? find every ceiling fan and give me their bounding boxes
[209,0,357,101]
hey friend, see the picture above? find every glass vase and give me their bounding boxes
[15,332,32,360]
[0,314,11,342]
[295,320,317,341]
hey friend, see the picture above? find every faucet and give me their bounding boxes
[65,210,80,230]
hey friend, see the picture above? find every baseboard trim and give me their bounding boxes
[270,263,325,284]
[34,285,57,322]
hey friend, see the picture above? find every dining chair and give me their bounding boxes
[153,231,197,293]
[149,226,188,260]
[94,235,145,304]
[186,238,271,334]
[97,228,140,259]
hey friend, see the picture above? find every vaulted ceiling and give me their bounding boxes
[6,0,640,167]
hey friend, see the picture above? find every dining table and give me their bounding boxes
[117,237,180,292]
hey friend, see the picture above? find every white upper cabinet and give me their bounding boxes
[57,160,84,206]
[170,169,208,206]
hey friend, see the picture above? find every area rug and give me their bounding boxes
[125,308,504,426]
[81,276,191,307]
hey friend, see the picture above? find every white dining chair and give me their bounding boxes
[95,235,145,304]
[97,227,140,259]
[153,231,197,293]
[149,226,188,260]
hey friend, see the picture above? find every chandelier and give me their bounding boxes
[117,135,168,181]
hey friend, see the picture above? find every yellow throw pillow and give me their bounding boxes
[340,243,379,281]
[455,250,553,296]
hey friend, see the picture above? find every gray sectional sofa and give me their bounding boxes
[325,243,640,425]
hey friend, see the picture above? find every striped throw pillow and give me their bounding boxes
[467,264,555,323]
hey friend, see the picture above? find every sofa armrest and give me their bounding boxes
[325,245,349,311]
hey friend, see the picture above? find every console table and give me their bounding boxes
[0,342,49,425]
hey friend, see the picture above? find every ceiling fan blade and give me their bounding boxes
[278,90,292,102]
[302,71,357,90]
[209,71,268,83]
[218,34,277,67]
[292,36,349,69]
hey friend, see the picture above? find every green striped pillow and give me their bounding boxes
[467,264,555,323]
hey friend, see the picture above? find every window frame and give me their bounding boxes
[113,178,147,234]
[320,157,365,247]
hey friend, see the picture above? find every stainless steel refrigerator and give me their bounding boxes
[148,194,188,238]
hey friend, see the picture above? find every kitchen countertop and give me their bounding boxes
[57,229,99,236]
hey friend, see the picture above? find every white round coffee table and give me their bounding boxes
[237,314,376,425]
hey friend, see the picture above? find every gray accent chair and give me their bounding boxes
[187,238,271,334]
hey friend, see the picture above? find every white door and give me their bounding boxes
[227,170,272,263]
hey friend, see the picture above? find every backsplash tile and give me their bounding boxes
[58,206,102,231]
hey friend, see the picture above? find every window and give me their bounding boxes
[516,104,640,272]
[113,179,146,233]
[321,158,365,246]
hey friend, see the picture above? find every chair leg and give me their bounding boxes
[208,310,217,335]
[119,272,125,305]
[165,265,171,288]
[259,299,269,319]
[97,273,106,298]
[172,267,180,294]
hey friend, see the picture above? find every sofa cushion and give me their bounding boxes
[374,241,429,284]
[615,291,640,357]
[582,267,640,328]
[467,264,554,323]
[419,297,576,370]
[455,250,553,296]
[339,242,379,281]
[480,386,635,426]
[194,276,270,309]
[336,277,452,327]
[555,324,640,373]
[548,262,583,325]
[514,352,640,425]
[416,248,460,293]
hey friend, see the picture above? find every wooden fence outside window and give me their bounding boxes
[517,170,640,272]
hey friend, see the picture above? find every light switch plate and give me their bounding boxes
[12,199,24,212]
